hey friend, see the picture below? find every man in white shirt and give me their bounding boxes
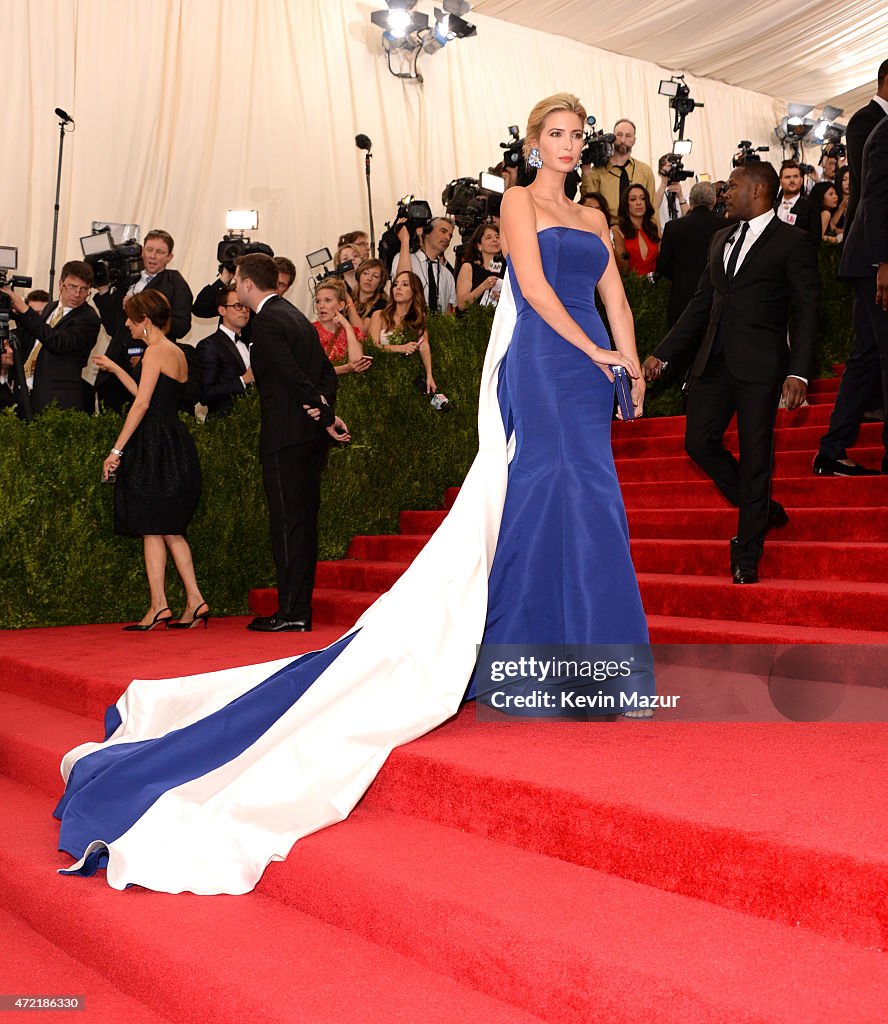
[393,218,457,314]
[775,161,821,239]
[643,162,819,583]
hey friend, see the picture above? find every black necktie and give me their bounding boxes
[619,165,630,195]
[426,256,439,312]
[725,222,749,280]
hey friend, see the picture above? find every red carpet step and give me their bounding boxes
[1,635,887,1023]
[250,372,888,645]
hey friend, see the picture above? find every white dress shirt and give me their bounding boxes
[220,324,250,370]
[776,193,802,225]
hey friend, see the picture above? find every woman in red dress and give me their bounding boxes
[311,278,372,376]
[616,184,660,276]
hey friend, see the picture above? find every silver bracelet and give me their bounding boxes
[110,448,124,458]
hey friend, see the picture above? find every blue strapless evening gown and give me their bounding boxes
[53,226,653,894]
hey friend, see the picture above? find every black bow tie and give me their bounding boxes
[234,334,242,344]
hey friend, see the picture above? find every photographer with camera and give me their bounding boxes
[1,260,100,414]
[654,153,690,224]
[95,230,194,413]
[193,255,295,338]
[393,218,456,314]
[456,223,504,311]
[581,119,657,228]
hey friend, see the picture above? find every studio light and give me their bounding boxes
[226,210,259,232]
[371,0,475,80]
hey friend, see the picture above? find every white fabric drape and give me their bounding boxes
[7,0,785,328]
[474,0,887,118]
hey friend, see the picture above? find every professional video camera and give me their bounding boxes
[0,246,34,342]
[0,245,35,420]
[80,228,143,290]
[215,210,273,273]
[499,125,524,173]
[441,174,505,239]
[303,248,357,295]
[732,140,770,167]
[658,76,704,137]
[377,195,435,268]
[581,117,615,169]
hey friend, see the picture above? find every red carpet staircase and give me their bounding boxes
[253,370,888,645]
[1,371,887,1023]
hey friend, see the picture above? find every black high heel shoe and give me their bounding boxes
[168,601,210,630]
[123,607,172,632]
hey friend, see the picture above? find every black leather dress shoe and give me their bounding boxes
[813,453,879,476]
[247,615,312,632]
[732,565,759,584]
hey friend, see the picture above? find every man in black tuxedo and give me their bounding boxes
[94,229,193,412]
[775,162,821,240]
[196,283,253,418]
[643,162,819,583]
[656,181,725,329]
[234,253,349,632]
[1,260,100,413]
[815,116,888,477]
[844,60,888,231]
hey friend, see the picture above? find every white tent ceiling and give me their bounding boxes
[472,0,887,120]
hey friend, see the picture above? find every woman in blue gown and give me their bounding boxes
[54,94,654,895]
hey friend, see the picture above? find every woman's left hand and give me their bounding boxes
[333,312,349,329]
[102,452,121,481]
[616,375,646,420]
[426,375,437,394]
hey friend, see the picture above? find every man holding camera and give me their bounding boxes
[394,218,456,314]
[654,153,690,225]
[1,260,100,414]
[581,119,657,226]
[94,229,194,412]
[234,253,348,633]
[197,283,253,418]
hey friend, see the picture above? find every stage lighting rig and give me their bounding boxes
[370,0,476,81]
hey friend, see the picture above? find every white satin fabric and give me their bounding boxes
[60,277,519,895]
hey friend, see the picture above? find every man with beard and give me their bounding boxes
[581,119,657,226]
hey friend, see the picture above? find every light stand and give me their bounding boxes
[48,108,75,296]
[355,135,377,257]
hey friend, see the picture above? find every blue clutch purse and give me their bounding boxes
[613,365,635,421]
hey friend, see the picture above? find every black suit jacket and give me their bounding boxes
[840,116,888,279]
[655,207,725,326]
[774,195,822,241]
[197,328,249,417]
[845,100,887,230]
[249,295,337,457]
[15,301,100,413]
[654,216,820,384]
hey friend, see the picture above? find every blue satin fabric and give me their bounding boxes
[467,227,654,707]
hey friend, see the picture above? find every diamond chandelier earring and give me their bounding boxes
[528,147,542,169]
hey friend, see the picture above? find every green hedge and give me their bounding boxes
[0,251,852,628]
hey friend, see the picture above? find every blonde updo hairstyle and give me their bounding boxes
[314,276,350,310]
[523,93,588,161]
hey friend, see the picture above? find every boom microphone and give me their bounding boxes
[55,108,74,124]
[355,134,372,152]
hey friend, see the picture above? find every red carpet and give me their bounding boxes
[251,378,888,645]
[2,372,888,1022]
[0,619,887,1022]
